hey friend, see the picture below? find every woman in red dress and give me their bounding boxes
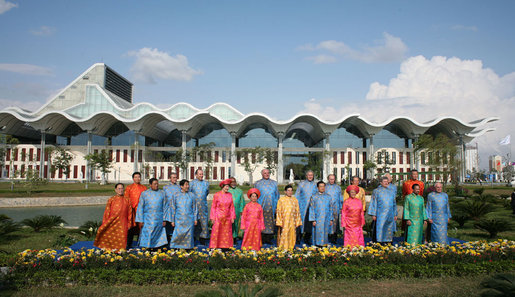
[240,188,265,250]
[209,179,236,249]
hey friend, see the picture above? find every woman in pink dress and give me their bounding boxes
[240,188,265,250]
[341,185,365,247]
[209,179,236,249]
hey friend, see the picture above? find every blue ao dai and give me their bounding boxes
[309,192,335,246]
[190,179,210,239]
[254,178,279,234]
[295,180,317,233]
[426,192,452,245]
[368,186,397,242]
[165,191,198,249]
[135,189,168,248]
[325,183,343,234]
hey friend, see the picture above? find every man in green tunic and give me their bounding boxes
[403,184,427,245]
[229,177,246,238]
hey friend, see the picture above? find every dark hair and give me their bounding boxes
[132,172,141,178]
[317,181,325,187]
[351,176,360,181]
[195,168,203,175]
[114,183,124,189]
[412,183,420,190]
[284,185,293,191]
[149,178,158,185]
[411,169,418,173]
[179,179,189,187]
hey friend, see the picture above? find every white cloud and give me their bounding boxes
[0,0,17,14]
[305,54,338,64]
[299,32,408,64]
[30,26,55,36]
[0,64,53,76]
[127,47,203,83]
[451,24,478,32]
[298,55,515,168]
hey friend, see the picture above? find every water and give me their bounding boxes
[0,205,105,227]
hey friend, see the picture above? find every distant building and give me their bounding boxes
[489,155,503,172]
[0,64,499,184]
[465,144,479,173]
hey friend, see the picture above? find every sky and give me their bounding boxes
[0,0,514,169]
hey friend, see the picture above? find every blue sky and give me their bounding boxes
[1,0,514,167]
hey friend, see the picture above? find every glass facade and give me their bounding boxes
[329,127,364,148]
[238,128,277,148]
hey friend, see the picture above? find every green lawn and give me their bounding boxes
[1,275,492,297]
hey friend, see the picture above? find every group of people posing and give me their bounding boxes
[94,168,452,251]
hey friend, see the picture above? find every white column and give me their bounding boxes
[86,131,92,182]
[323,132,331,181]
[369,134,375,178]
[277,132,284,184]
[181,130,187,179]
[133,131,140,174]
[459,135,465,183]
[413,134,420,171]
[39,131,46,178]
[230,132,236,178]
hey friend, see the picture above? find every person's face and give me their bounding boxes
[411,171,418,180]
[115,184,124,196]
[352,177,360,186]
[386,174,392,183]
[381,179,389,188]
[150,180,159,191]
[133,174,141,184]
[262,169,270,179]
[285,187,293,196]
[306,172,314,181]
[328,175,335,184]
[222,184,229,192]
[318,183,325,193]
[435,183,443,193]
[413,185,420,195]
[181,182,189,192]
[349,190,356,198]
[196,170,204,180]
[170,174,177,184]
[250,193,258,202]
[230,178,237,188]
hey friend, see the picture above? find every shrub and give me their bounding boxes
[479,273,515,297]
[195,284,283,297]
[455,200,494,221]
[21,215,67,232]
[0,214,21,237]
[474,218,514,238]
[76,220,102,238]
[473,188,485,196]
[451,211,469,228]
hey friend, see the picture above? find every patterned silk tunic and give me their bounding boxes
[276,195,302,250]
[343,186,367,211]
[309,192,335,246]
[426,192,452,245]
[190,178,210,239]
[163,183,181,235]
[229,187,246,238]
[341,197,365,247]
[209,191,236,249]
[124,183,147,211]
[402,180,425,198]
[325,183,343,234]
[254,178,279,234]
[240,202,265,250]
[135,189,168,248]
[295,180,317,233]
[165,191,198,249]
[403,193,427,245]
[94,194,133,250]
[368,186,397,242]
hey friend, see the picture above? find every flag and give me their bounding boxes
[499,135,510,145]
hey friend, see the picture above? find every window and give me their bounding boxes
[399,152,404,165]
[340,152,345,164]
[341,168,345,180]
[391,152,396,165]
[356,168,360,178]
[213,167,218,179]
[333,152,337,164]
[385,152,390,164]
[29,148,33,161]
[123,150,128,162]
[363,152,367,162]
[377,151,382,164]
[215,151,219,162]
[421,152,426,165]
[355,151,360,164]
[348,152,352,164]
[222,151,227,162]
[406,152,411,164]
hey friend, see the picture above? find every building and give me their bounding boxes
[489,155,503,172]
[0,64,498,184]
[465,144,479,173]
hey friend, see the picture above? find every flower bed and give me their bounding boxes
[12,240,515,271]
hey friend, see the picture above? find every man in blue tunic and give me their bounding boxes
[385,173,398,195]
[309,181,335,246]
[165,179,198,249]
[426,182,452,245]
[368,176,398,244]
[254,168,279,244]
[295,170,317,244]
[163,172,180,244]
[325,174,343,244]
[135,178,168,250]
[190,169,210,245]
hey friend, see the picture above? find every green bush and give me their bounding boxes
[479,273,515,297]
[455,200,494,221]
[21,215,67,232]
[76,220,102,238]
[0,214,21,237]
[473,188,485,196]
[474,218,514,238]
[195,284,283,297]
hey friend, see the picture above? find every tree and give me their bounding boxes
[192,143,215,179]
[169,148,190,178]
[502,164,514,183]
[414,133,461,186]
[363,160,377,180]
[239,147,276,185]
[374,149,395,175]
[51,146,74,181]
[22,167,47,195]
[84,149,113,184]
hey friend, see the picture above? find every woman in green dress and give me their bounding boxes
[403,184,427,245]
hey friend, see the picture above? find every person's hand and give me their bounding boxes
[428,219,433,224]
[231,219,234,224]
[372,216,377,221]
[406,220,412,226]
[312,221,317,226]
[162,222,166,227]
[194,220,197,226]
[171,222,175,227]
[394,216,398,221]
[423,221,427,226]
[138,222,144,229]
[330,221,333,226]
[448,218,451,223]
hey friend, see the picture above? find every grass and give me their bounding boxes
[1,275,491,297]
